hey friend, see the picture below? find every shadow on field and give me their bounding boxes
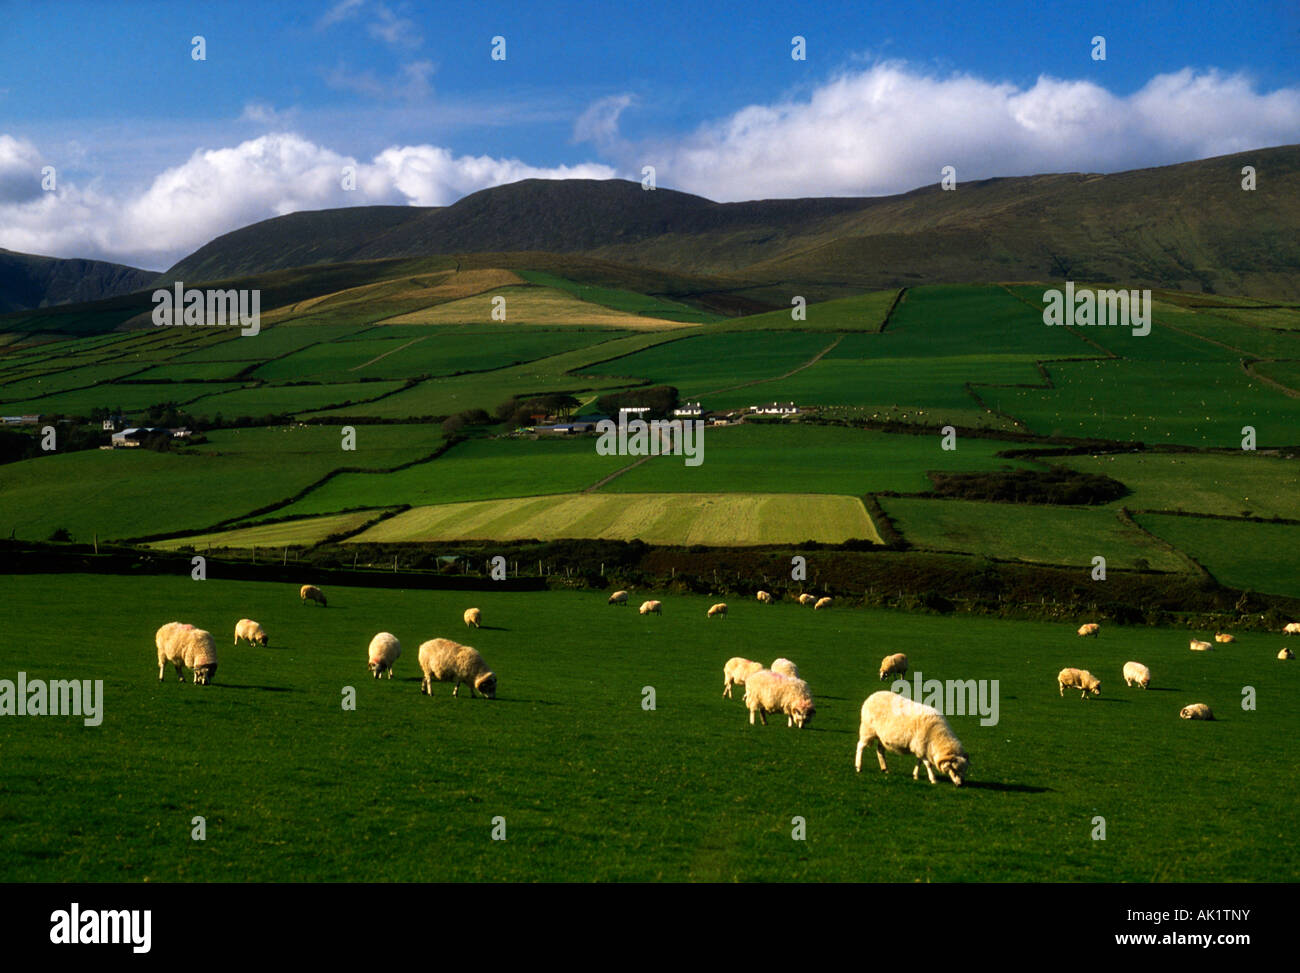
[218,683,294,693]
[476,625,510,631]
[489,697,560,706]
[1147,687,1180,692]
[963,780,1050,794]
[1091,697,1129,703]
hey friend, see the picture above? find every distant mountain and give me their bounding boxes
[164,145,1300,300]
[0,249,156,314]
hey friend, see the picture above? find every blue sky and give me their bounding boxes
[2,0,1298,268]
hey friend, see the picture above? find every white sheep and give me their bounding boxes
[418,638,497,699]
[722,657,764,699]
[234,618,268,647]
[879,652,909,682]
[854,691,969,787]
[1179,703,1214,720]
[1058,667,1101,699]
[155,622,218,685]
[1283,622,1300,635]
[639,600,662,615]
[798,593,815,606]
[743,669,815,728]
[1278,647,1293,661]
[707,603,728,620]
[464,607,482,629]
[1214,633,1235,643]
[608,590,629,606]
[814,596,833,610]
[756,590,773,604]
[300,584,327,607]
[1122,661,1151,689]
[367,632,401,679]
[771,657,799,679]
[1189,639,1212,652]
[1077,622,1100,638]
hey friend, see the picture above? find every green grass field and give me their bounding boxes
[1136,514,1300,598]
[1,573,1295,881]
[350,491,879,545]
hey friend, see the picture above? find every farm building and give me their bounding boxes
[748,402,801,416]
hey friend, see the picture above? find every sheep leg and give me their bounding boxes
[854,740,865,772]
[921,759,938,785]
[723,681,731,698]
[874,743,889,773]
[174,661,184,682]
[1058,682,1065,697]
[749,707,756,724]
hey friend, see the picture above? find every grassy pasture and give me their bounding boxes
[349,492,880,545]
[0,424,442,541]
[878,497,1188,571]
[185,381,408,417]
[1136,514,1300,598]
[0,381,250,416]
[708,289,899,332]
[384,285,696,330]
[147,509,395,551]
[1,573,1294,882]
[517,270,721,323]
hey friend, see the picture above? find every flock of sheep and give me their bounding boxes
[1065,621,1295,722]
[153,584,497,700]
[155,580,1296,790]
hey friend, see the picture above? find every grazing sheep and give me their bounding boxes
[1283,622,1300,635]
[771,657,799,679]
[756,590,773,604]
[300,584,327,607]
[1214,633,1235,644]
[1279,647,1294,661]
[1122,661,1151,689]
[418,638,496,699]
[639,600,662,615]
[798,594,815,606]
[1058,667,1101,699]
[608,590,629,606]
[1189,639,1213,652]
[1077,623,1100,638]
[155,622,218,685]
[743,669,815,728]
[814,596,832,611]
[234,618,268,647]
[722,657,764,699]
[367,632,401,680]
[707,603,728,620]
[854,691,969,787]
[1179,703,1214,721]
[464,607,482,629]
[879,652,909,682]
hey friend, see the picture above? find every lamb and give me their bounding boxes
[300,584,327,607]
[854,691,969,787]
[756,590,773,604]
[814,597,833,610]
[879,653,909,682]
[1058,667,1101,699]
[1283,622,1300,635]
[155,622,218,685]
[798,593,815,606]
[1179,703,1214,720]
[722,657,764,699]
[707,603,728,620]
[770,657,799,679]
[1279,647,1294,661]
[1189,639,1213,652]
[418,638,497,699]
[233,618,268,647]
[743,669,815,728]
[608,590,629,606]
[639,600,662,615]
[1214,633,1235,643]
[1077,623,1100,638]
[367,632,401,680]
[1122,661,1151,689]
[464,607,482,629]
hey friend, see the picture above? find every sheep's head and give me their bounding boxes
[941,753,969,787]
[257,633,269,646]
[791,702,815,728]
[1089,682,1102,696]
[476,672,497,699]
[193,663,217,686]
[369,660,385,679]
